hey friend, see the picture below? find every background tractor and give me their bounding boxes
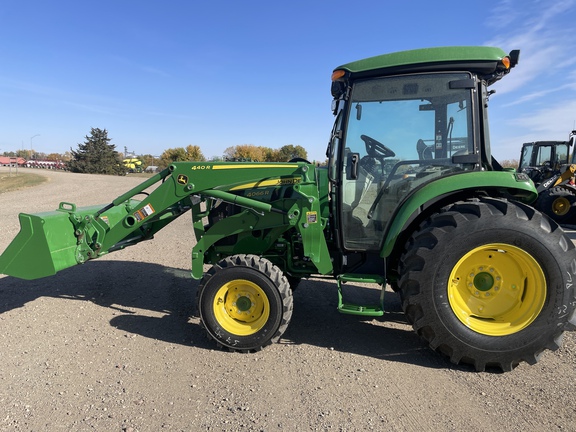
[123,157,144,173]
[518,130,576,223]
[2,46,575,372]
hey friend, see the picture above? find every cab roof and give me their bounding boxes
[334,46,515,79]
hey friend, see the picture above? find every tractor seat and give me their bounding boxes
[417,139,433,160]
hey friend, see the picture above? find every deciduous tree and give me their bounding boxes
[274,145,308,162]
[185,145,206,161]
[160,145,206,168]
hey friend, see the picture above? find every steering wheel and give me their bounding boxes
[361,135,395,158]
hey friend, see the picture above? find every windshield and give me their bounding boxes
[519,144,534,170]
[338,72,476,250]
[519,142,569,171]
[345,73,473,161]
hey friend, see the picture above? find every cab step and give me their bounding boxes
[336,274,385,317]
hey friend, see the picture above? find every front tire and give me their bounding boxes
[399,198,576,372]
[197,254,293,352]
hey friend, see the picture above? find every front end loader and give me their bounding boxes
[2,46,575,372]
[0,162,331,280]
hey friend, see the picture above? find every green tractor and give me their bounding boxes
[2,46,575,372]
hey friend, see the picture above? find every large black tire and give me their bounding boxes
[197,254,293,352]
[399,198,576,372]
[535,186,576,224]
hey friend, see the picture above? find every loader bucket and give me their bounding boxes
[0,199,142,280]
[0,210,80,280]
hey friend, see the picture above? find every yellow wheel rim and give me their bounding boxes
[213,279,270,336]
[448,243,546,336]
[551,197,570,216]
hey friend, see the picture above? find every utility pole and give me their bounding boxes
[30,134,40,159]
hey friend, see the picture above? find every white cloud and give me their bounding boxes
[485,0,576,94]
[503,83,576,107]
[109,55,172,78]
[484,0,576,160]
[491,99,576,161]
[511,100,576,134]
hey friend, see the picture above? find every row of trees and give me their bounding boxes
[2,128,311,175]
[1,149,71,161]
[6,127,520,175]
[158,143,308,165]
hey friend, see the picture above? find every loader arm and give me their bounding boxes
[0,161,332,280]
[554,164,576,187]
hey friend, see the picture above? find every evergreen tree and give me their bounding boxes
[68,128,125,175]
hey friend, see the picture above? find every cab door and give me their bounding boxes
[337,73,476,251]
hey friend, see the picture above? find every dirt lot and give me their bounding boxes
[1,167,575,431]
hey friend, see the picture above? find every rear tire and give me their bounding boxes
[197,254,293,351]
[535,186,576,224]
[399,198,576,371]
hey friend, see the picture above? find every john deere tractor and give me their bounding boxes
[2,46,575,372]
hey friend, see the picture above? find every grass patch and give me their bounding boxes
[0,172,47,194]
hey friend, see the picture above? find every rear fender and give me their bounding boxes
[380,171,537,258]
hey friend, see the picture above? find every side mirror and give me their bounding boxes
[509,49,520,68]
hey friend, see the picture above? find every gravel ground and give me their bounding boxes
[1,167,575,432]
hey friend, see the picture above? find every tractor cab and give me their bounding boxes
[518,140,571,184]
[326,47,519,253]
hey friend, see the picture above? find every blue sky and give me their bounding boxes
[1,0,575,163]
